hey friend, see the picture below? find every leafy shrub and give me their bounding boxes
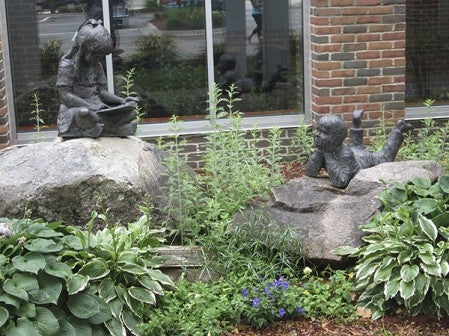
[132,33,179,69]
[164,7,223,30]
[334,176,449,319]
[0,208,173,335]
[40,39,63,78]
[145,0,162,11]
[141,275,243,336]
[241,276,305,329]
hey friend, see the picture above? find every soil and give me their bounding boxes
[226,315,449,335]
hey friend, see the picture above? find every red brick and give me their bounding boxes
[394,58,406,67]
[357,33,381,42]
[331,104,357,113]
[357,16,382,24]
[311,103,331,114]
[312,43,342,53]
[332,87,357,95]
[393,75,405,83]
[367,6,394,15]
[369,24,395,33]
[314,8,341,16]
[368,41,393,50]
[330,0,354,5]
[311,0,330,6]
[343,95,368,103]
[382,84,405,93]
[0,106,6,118]
[369,59,393,67]
[313,26,342,35]
[342,7,367,15]
[330,35,355,43]
[382,49,405,58]
[394,40,406,49]
[330,16,357,25]
[315,96,343,105]
[314,78,343,87]
[331,69,356,77]
[383,31,405,40]
[356,50,381,59]
[358,103,382,111]
[357,86,382,94]
[313,61,341,70]
[356,0,381,5]
[311,16,330,25]
[312,69,331,78]
[368,76,393,85]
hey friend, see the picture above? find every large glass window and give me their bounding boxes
[406,0,449,106]
[5,0,303,134]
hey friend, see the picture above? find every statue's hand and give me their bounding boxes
[125,96,139,103]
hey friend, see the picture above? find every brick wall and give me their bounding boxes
[0,24,11,149]
[309,0,406,134]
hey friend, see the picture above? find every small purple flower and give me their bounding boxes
[252,298,260,307]
[295,306,305,315]
[242,288,248,297]
[264,286,271,296]
[278,308,286,317]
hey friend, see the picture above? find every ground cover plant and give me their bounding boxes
[0,205,173,335]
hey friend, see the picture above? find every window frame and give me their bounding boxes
[2,0,306,145]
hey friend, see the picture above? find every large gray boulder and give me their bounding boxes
[0,137,176,226]
[232,160,445,264]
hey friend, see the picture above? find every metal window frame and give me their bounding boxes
[6,0,306,145]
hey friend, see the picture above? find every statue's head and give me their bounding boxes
[75,19,113,62]
[217,53,236,73]
[314,114,347,152]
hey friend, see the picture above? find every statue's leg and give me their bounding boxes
[58,107,103,138]
[377,120,413,163]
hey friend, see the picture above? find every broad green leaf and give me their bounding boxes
[397,250,412,264]
[34,307,60,336]
[438,176,449,194]
[67,274,89,295]
[78,259,110,280]
[58,320,77,336]
[138,276,163,295]
[117,251,137,263]
[68,293,100,319]
[121,310,141,336]
[400,279,415,300]
[128,287,156,304]
[384,278,400,299]
[61,236,84,250]
[0,293,21,309]
[434,214,449,228]
[3,279,28,300]
[109,298,124,320]
[417,214,438,242]
[29,273,63,305]
[12,252,46,274]
[374,264,396,283]
[415,198,438,214]
[87,296,112,325]
[330,246,359,256]
[18,302,36,319]
[418,252,435,265]
[147,269,174,287]
[24,238,63,253]
[105,317,127,336]
[7,318,40,336]
[119,263,147,275]
[98,278,116,302]
[91,325,108,336]
[417,243,434,254]
[441,261,449,277]
[124,292,144,316]
[12,272,39,292]
[414,273,430,297]
[45,261,73,279]
[0,306,9,328]
[409,176,431,189]
[400,264,420,282]
[67,316,93,336]
[356,262,378,282]
[421,262,441,277]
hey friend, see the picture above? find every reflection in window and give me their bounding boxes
[7,0,303,132]
[406,0,449,106]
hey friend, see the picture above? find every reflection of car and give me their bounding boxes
[35,0,84,9]
[162,0,224,11]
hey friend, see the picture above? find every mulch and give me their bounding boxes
[226,315,449,335]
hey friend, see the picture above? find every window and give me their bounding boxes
[4,0,303,140]
[406,0,449,117]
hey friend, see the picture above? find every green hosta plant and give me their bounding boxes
[0,207,173,335]
[334,176,449,319]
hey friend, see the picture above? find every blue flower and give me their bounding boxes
[252,298,260,307]
[295,306,305,315]
[242,288,248,297]
[278,308,286,317]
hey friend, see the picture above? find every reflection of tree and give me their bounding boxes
[406,25,444,99]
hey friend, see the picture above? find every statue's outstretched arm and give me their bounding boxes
[305,150,325,177]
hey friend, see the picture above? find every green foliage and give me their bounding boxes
[240,276,305,329]
[132,33,179,69]
[290,119,314,163]
[141,275,243,336]
[120,67,144,123]
[334,176,449,319]
[398,99,449,171]
[144,0,162,11]
[161,85,283,245]
[30,94,48,139]
[163,7,223,30]
[0,208,173,335]
[40,39,63,78]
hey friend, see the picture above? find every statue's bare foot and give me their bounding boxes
[352,109,364,128]
[396,120,414,133]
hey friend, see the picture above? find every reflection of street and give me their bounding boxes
[37,0,302,60]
